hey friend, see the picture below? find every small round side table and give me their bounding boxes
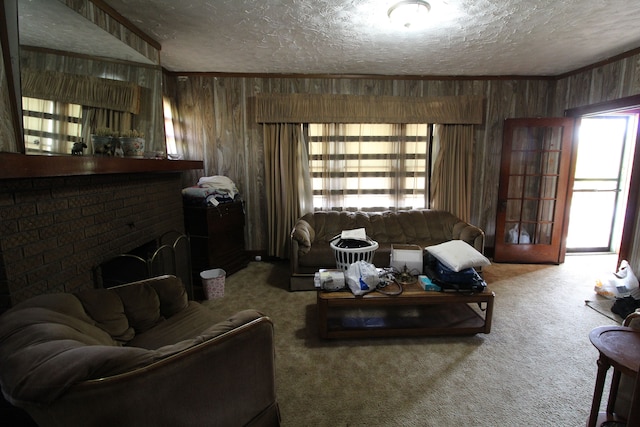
[587,326,640,427]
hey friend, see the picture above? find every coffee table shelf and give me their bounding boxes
[317,282,494,339]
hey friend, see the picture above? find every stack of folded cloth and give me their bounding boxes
[182,176,239,206]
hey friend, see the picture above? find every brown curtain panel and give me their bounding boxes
[263,123,312,258]
[430,124,475,222]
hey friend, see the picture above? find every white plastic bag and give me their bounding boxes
[507,224,530,244]
[345,260,379,296]
[594,260,640,299]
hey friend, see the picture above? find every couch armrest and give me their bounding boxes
[452,221,485,254]
[291,219,315,255]
[21,316,280,427]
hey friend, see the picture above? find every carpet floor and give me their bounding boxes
[203,254,621,427]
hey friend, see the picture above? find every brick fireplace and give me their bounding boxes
[0,171,187,313]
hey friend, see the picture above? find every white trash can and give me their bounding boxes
[200,268,226,300]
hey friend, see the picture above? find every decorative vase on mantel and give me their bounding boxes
[118,130,145,158]
[91,128,115,156]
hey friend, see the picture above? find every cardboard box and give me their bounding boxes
[390,244,423,275]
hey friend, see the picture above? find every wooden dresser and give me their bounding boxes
[183,201,249,297]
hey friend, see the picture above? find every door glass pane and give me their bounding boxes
[574,119,626,179]
[521,200,539,222]
[505,222,531,243]
[539,200,556,222]
[542,127,564,151]
[506,200,522,221]
[573,180,617,191]
[542,151,561,174]
[522,150,542,171]
[536,223,553,245]
[541,176,558,198]
[567,191,616,248]
[523,175,541,199]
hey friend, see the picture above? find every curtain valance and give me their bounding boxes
[21,69,141,114]
[255,94,483,124]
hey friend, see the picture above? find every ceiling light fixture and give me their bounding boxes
[387,0,431,28]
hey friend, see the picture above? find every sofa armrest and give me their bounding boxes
[291,219,315,255]
[21,316,279,427]
[452,221,485,254]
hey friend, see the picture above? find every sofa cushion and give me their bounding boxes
[127,301,218,350]
[113,283,163,334]
[148,275,189,318]
[368,211,406,243]
[75,288,135,343]
[310,211,358,241]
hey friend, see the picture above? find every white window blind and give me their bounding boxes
[308,123,431,211]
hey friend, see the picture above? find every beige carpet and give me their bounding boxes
[203,254,621,427]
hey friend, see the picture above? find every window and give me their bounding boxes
[163,96,179,156]
[22,97,83,154]
[308,123,431,211]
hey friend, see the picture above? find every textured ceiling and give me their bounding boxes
[19,0,640,76]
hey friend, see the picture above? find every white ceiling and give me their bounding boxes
[19,0,640,76]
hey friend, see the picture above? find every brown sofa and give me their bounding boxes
[290,209,485,290]
[0,275,280,427]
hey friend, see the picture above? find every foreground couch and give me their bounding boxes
[0,275,280,427]
[290,209,485,290]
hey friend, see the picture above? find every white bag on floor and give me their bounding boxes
[594,260,640,299]
[345,261,379,296]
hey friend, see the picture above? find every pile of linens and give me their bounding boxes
[182,176,240,206]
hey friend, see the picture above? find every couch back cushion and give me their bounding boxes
[303,211,358,242]
[366,211,406,243]
[148,275,189,317]
[75,288,135,342]
[112,282,163,334]
[396,210,457,242]
[111,275,189,334]
[304,209,461,244]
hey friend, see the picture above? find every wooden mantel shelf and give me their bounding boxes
[0,153,203,179]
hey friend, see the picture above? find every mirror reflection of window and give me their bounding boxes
[22,97,83,155]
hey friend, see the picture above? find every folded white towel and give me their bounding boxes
[197,175,238,199]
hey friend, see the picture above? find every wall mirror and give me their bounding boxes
[16,0,165,157]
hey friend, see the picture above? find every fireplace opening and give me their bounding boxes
[93,231,193,299]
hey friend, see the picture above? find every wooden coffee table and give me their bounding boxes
[317,281,494,339]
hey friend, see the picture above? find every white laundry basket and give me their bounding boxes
[200,268,226,300]
[330,239,379,271]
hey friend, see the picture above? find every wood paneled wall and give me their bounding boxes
[165,51,640,257]
[167,75,555,251]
